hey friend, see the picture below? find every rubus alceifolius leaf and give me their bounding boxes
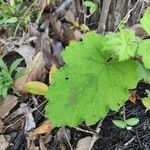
[103,28,138,61]
[137,39,150,69]
[45,32,138,127]
[140,8,150,35]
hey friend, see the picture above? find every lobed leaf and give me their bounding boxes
[45,32,138,127]
[137,39,150,69]
[140,9,150,35]
[104,29,137,61]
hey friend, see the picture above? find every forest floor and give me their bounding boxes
[0,0,150,150]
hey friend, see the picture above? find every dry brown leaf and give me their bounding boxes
[128,91,137,104]
[73,30,83,41]
[0,135,9,150]
[31,120,53,136]
[13,45,36,65]
[0,95,18,119]
[50,16,64,41]
[39,136,47,150]
[41,33,53,68]
[28,23,41,50]
[49,64,58,84]
[14,52,46,93]
[51,41,64,67]
[65,9,76,23]
[0,119,4,133]
[76,136,92,150]
[131,24,148,38]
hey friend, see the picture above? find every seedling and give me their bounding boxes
[113,118,139,130]
[0,57,22,97]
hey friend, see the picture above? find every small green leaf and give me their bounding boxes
[104,29,137,61]
[142,97,150,110]
[83,1,97,14]
[0,57,7,68]
[137,39,150,69]
[10,0,15,7]
[145,89,150,98]
[140,9,150,34]
[136,62,150,83]
[112,120,126,129]
[9,58,23,74]
[126,118,139,126]
[15,68,27,79]
[6,17,18,24]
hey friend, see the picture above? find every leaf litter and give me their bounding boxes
[0,0,150,150]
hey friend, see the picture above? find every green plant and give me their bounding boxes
[45,9,150,127]
[0,58,22,97]
[0,0,30,29]
[113,117,139,130]
[83,1,97,15]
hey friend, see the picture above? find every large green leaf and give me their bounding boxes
[140,9,150,35]
[136,62,150,83]
[137,39,150,69]
[45,32,138,127]
[103,29,137,61]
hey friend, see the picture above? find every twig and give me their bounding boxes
[98,0,112,34]
[64,128,73,150]
[55,0,73,14]
[88,119,104,150]
[36,0,47,24]
[115,0,141,31]
[75,127,95,135]
[124,136,135,147]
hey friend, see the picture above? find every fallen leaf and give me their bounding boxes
[41,33,53,68]
[49,64,58,84]
[131,24,148,38]
[56,127,71,143]
[25,111,36,133]
[0,135,9,150]
[13,45,36,65]
[76,136,92,150]
[14,52,46,93]
[50,16,64,41]
[28,23,41,50]
[142,97,150,110]
[25,81,48,95]
[0,95,18,119]
[80,24,90,32]
[65,9,76,23]
[31,120,53,136]
[51,40,64,67]
[73,29,83,41]
[13,103,36,133]
[0,119,4,133]
[39,136,47,150]
[128,90,136,103]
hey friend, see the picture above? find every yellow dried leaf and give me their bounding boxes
[72,21,79,28]
[80,24,90,32]
[24,81,48,95]
[49,64,58,84]
[142,97,150,110]
[14,52,46,93]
